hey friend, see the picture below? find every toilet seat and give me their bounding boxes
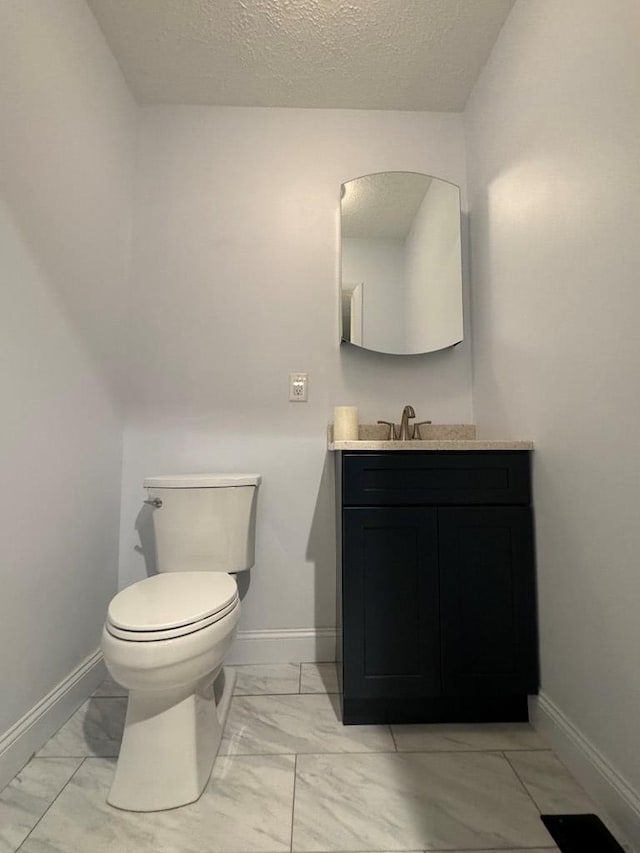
[106,572,238,642]
[106,595,239,641]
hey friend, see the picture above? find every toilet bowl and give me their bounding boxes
[101,473,260,812]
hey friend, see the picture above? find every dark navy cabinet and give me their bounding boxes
[336,451,538,724]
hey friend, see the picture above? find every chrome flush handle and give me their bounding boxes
[143,498,163,508]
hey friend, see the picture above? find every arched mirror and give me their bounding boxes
[340,171,463,355]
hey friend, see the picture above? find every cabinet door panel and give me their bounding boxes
[343,507,440,698]
[438,507,538,696]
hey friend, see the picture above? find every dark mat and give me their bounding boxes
[541,814,625,852]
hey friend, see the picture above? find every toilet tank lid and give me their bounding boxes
[144,474,261,489]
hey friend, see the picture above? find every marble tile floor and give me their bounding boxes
[0,663,607,853]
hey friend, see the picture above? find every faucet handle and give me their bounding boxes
[377,420,399,440]
[411,420,432,440]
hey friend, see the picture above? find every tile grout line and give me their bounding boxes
[219,746,552,758]
[233,691,339,697]
[233,689,340,697]
[219,749,402,758]
[297,663,302,694]
[501,749,548,819]
[15,756,88,852]
[489,746,551,752]
[35,752,121,759]
[393,745,551,754]
[11,755,91,761]
[289,753,298,853]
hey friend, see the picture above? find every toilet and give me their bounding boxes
[101,473,261,812]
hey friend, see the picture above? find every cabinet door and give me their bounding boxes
[438,507,538,696]
[342,507,440,698]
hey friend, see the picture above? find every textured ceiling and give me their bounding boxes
[87,0,514,110]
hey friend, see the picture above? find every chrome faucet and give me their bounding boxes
[398,405,416,440]
[377,405,432,440]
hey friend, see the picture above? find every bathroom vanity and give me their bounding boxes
[331,428,538,725]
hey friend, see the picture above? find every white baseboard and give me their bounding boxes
[0,649,106,791]
[530,691,640,852]
[227,627,337,664]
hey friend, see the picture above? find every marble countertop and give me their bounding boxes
[327,424,533,451]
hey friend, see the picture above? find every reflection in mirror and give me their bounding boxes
[340,172,463,355]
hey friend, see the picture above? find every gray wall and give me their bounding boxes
[465,0,640,810]
[118,106,473,643]
[0,0,135,736]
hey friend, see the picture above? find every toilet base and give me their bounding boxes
[107,667,236,812]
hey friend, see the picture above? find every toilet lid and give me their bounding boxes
[107,573,238,632]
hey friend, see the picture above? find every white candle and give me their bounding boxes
[334,406,359,440]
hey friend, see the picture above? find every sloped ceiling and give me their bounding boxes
[87,0,514,110]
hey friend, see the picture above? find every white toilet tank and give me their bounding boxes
[143,474,261,573]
